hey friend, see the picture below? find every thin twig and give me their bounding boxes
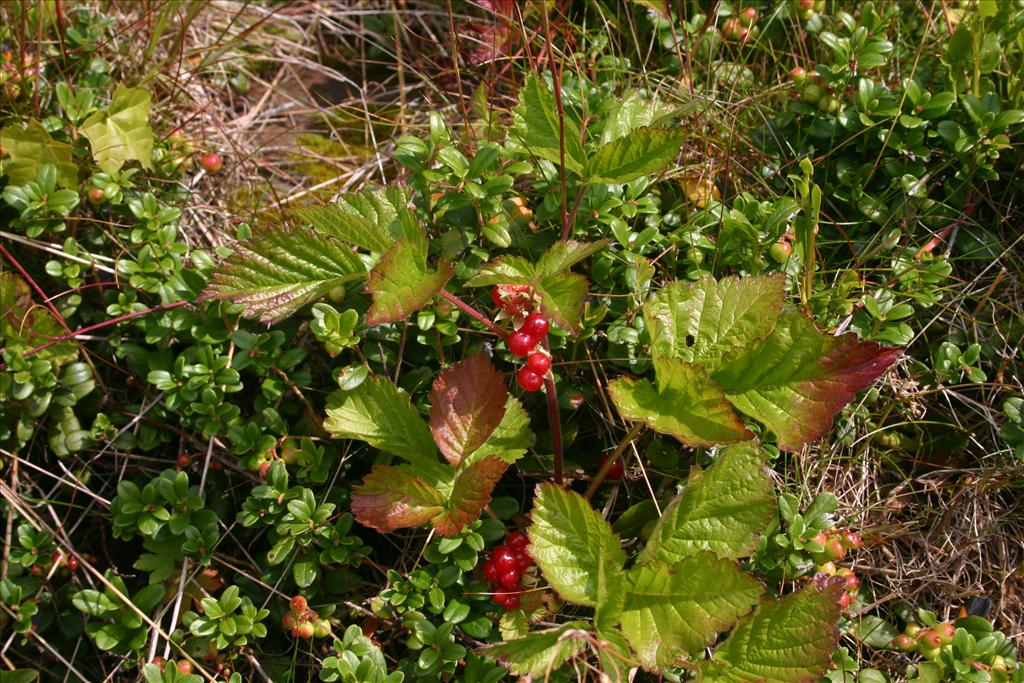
[438,288,505,338]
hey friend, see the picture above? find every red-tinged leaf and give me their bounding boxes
[198,224,366,323]
[697,576,845,682]
[433,456,508,536]
[351,465,444,533]
[429,353,508,466]
[365,238,454,325]
[712,313,902,451]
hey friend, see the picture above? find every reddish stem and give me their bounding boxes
[541,11,570,242]
[7,300,190,364]
[541,338,564,486]
[439,289,505,339]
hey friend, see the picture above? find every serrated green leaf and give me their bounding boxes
[537,271,589,334]
[698,578,845,683]
[365,238,453,325]
[0,119,78,187]
[620,555,763,668]
[480,622,590,677]
[510,75,585,176]
[712,313,902,451]
[528,483,626,606]
[428,353,508,466]
[351,465,445,533]
[609,357,753,446]
[586,127,685,184]
[80,85,154,174]
[639,444,774,563]
[324,376,441,476]
[462,396,534,467]
[199,224,367,323]
[644,276,784,366]
[434,456,508,536]
[600,91,674,145]
[292,187,415,253]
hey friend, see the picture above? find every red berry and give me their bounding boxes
[506,531,529,551]
[918,630,942,649]
[517,368,543,392]
[290,596,307,613]
[493,547,518,573]
[483,559,500,583]
[892,634,915,651]
[200,152,222,173]
[934,622,955,642]
[841,531,863,549]
[789,66,807,83]
[176,453,191,469]
[499,569,521,589]
[67,554,79,571]
[508,331,536,357]
[491,284,533,315]
[88,187,105,204]
[151,656,166,670]
[282,611,297,630]
[258,460,272,478]
[491,590,507,605]
[522,312,549,338]
[525,353,551,375]
[502,593,520,610]
[176,661,194,674]
[600,455,625,480]
[838,592,852,609]
[513,549,532,571]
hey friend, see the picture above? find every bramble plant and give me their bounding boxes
[1,1,1023,681]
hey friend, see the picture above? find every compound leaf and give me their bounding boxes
[80,85,154,174]
[528,483,626,606]
[586,127,685,184]
[350,465,444,533]
[620,555,763,669]
[712,313,902,451]
[697,577,845,683]
[462,395,534,467]
[609,357,753,446]
[639,444,774,564]
[428,353,508,467]
[198,224,366,323]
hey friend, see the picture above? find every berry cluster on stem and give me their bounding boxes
[808,528,863,611]
[482,530,534,610]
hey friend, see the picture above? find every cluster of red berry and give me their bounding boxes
[281,596,330,639]
[892,621,957,657]
[481,531,533,610]
[808,528,862,610]
[491,286,552,393]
